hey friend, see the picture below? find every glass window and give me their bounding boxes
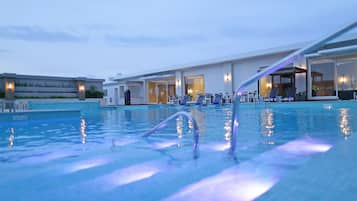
[337,61,357,91]
[185,75,204,100]
[295,72,306,100]
[259,76,272,98]
[148,81,157,103]
[311,62,336,97]
[336,60,357,100]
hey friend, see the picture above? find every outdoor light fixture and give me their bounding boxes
[78,85,85,92]
[266,83,272,88]
[224,73,232,82]
[176,79,181,87]
[340,75,347,90]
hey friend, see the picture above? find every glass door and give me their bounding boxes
[336,58,357,100]
[308,59,338,100]
[157,84,167,104]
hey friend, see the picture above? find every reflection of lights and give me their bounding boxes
[94,161,164,190]
[323,104,332,110]
[165,137,332,201]
[188,119,193,129]
[176,115,183,138]
[80,118,87,144]
[8,128,15,147]
[224,110,232,140]
[210,142,231,151]
[261,109,275,137]
[224,120,232,140]
[22,152,75,164]
[278,138,332,154]
[165,168,277,201]
[339,108,351,139]
[66,158,109,173]
[153,141,177,149]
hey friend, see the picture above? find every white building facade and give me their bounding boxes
[105,29,357,105]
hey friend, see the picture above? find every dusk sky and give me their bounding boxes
[0,0,356,80]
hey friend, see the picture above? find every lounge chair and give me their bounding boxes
[283,88,296,102]
[168,96,178,104]
[213,94,223,105]
[195,94,205,105]
[179,95,189,105]
[264,88,279,102]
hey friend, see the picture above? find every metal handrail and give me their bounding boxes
[142,111,200,156]
[229,21,357,154]
[143,21,357,158]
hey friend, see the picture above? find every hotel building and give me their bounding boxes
[104,30,357,105]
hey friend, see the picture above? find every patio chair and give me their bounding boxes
[283,88,296,102]
[264,88,279,102]
[195,94,205,105]
[179,95,189,105]
[213,94,223,105]
[168,96,178,105]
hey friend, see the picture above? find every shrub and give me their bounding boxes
[0,90,4,98]
[85,86,104,98]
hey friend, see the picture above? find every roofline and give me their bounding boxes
[114,31,357,81]
[103,82,119,86]
[114,41,308,81]
[0,73,105,82]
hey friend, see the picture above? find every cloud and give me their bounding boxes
[105,34,206,47]
[0,25,87,43]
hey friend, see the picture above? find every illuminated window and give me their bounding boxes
[184,75,204,100]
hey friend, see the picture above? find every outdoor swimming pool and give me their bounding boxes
[0,101,356,201]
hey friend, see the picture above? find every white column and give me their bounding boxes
[223,62,233,94]
[175,71,183,97]
[142,80,147,104]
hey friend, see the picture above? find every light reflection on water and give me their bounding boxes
[80,118,87,144]
[339,108,352,140]
[260,109,275,145]
[176,115,183,138]
[224,110,232,141]
[8,128,15,147]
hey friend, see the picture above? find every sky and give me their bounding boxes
[0,0,356,80]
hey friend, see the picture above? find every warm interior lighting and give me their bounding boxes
[187,88,193,94]
[6,82,14,91]
[266,83,272,88]
[78,85,85,92]
[339,76,347,83]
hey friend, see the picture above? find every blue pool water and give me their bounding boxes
[0,102,356,201]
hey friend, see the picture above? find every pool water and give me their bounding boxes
[0,102,356,201]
